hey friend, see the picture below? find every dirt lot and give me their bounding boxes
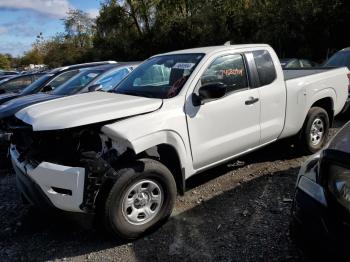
[0,118,347,262]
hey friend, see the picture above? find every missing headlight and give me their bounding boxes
[11,126,104,166]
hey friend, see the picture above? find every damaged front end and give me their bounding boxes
[0,116,21,168]
[10,120,132,213]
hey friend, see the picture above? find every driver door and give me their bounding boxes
[185,53,261,170]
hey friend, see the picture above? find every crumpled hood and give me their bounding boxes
[0,93,61,119]
[16,92,163,131]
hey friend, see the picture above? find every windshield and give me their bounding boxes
[324,51,350,68]
[0,74,33,92]
[21,74,53,95]
[52,69,104,95]
[48,70,80,90]
[115,54,204,98]
[95,67,131,91]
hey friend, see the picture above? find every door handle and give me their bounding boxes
[245,97,259,105]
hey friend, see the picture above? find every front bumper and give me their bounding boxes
[10,146,86,213]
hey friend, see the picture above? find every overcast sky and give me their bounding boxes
[0,0,100,57]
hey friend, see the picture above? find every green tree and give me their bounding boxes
[42,33,88,67]
[94,0,140,60]
[17,0,350,66]
[64,8,95,48]
[20,47,44,66]
[20,8,97,68]
[0,54,11,69]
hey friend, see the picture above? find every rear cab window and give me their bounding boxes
[252,50,277,86]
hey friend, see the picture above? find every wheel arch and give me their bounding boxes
[99,130,189,196]
[139,144,185,195]
[131,131,188,195]
[309,96,334,127]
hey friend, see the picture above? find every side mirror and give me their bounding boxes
[88,84,102,92]
[192,82,226,106]
[42,85,53,92]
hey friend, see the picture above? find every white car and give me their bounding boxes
[9,44,350,239]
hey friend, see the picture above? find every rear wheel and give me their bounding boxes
[299,107,329,154]
[103,158,177,240]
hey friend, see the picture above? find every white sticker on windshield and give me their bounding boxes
[87,73,98,78]
[173,63,195,70]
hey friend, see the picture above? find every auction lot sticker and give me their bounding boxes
[173,63,195,70]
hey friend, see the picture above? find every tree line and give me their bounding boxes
[1,0,349,70]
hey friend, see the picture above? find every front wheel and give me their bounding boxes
[299,107,329,154]
[103,158,177,240]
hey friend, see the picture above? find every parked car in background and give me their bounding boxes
[0,62,139,131]
[0,71,19,81]
[280,58,318,68]
[323,48,350,113]
[0,70,19,76]
[0,61,117,107]
[292,121,350,260]
[324,47,350,69]
[9,44,349,239]
[0,75,16,82]
[0,72,44,94]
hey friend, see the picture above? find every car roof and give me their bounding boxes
[0,75,15,80]
[7,72,45,79]
[112,61,141,67]
[0,70,18,75]
[340,47,350,52]
[48,61,117,74]
[85,62,141,71]
[157,44,271,56]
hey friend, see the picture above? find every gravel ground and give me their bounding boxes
[0,118,347,262]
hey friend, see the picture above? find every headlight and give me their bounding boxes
[328,164,350,210]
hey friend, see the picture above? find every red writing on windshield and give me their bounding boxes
[222,69,243,76]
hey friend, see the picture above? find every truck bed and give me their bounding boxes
[280,66,349,140]
[283,67,336,80]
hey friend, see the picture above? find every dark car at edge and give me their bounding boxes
[292,121,350,260]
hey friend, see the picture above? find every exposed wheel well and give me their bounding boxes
[311,97,334,126]
[96,144,184,196]
[139,144,185,195]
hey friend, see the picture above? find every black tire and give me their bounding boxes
[299,107,329,154]
[103,158,177,240]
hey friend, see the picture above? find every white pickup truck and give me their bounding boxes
[9,44,350,239]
